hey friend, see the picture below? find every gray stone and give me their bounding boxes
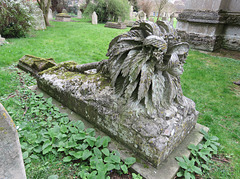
[130,6,134,19]
[149,17,155,22]
[62,9,67,13]
[30,85,208,179]
[48,8,53,20]
[77,10,82,19]
[56,13,71,22]
[0,34,7,46]
[92,11,98,25]
[22,20,199,167]
[31,6,46,30]
[0,103,26,179]
[136,10,146,21]
[104,22,127,29]
[177,0,240,52]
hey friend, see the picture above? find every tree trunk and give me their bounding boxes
[157,8,161,21]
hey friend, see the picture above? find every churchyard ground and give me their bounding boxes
[0,19,239,178]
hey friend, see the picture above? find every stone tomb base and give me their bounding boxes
[37,62,198,167]
[31,85,208,179]
[104,22,127,29]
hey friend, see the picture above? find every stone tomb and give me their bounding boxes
[56,13,71,22]
[0,34,7,45]
[104,22,127,29]
[18,20,198,167]
[92,11,98,25]
[0,103,26,179]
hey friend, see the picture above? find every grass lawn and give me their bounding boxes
[0,19,239,178]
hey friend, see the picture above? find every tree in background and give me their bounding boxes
[84,0,130,23]
[37,0,51,26]
[155,0,168,21]
[137,0,153,18]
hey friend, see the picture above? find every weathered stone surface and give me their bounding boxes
[0,34,7,46]
[136,10,146,21]
[62,9,67,13]
[177,0,240,52]
[0,103,26,179]
[92,11,98,25]
[56,13,71,22]
[34,20,198,167]
[77,10,82,19]
[48,8,53,20]
[31,6,46,30]
[104,22,127,29]
[17,55,56,75]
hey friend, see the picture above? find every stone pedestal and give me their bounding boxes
[0,103,26,179]
[0,35,7,45]
[176,0,240,51]
[56,13,71,22]
[48,9,53,20]
[77,10,82,19]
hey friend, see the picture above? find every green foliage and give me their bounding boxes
[84,0,130,22]
[176,130,221,179]
[0,0,33,38]
[1,70,136,178]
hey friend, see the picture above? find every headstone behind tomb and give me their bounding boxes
[48,8,53,20]
[62,9,68,13]
[92,11,98,25]
[31,6,46,30]
[136,10,146,21]
[0,34,7,45]
[0,103,26,179]
[77,10,82,19]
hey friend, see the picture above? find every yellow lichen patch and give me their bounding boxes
[3,112,7,119]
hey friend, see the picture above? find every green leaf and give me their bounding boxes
[73,121,85,131]
[188,144,197,150]
[175,157,185,163]
[85,136,96,147]
[73,133,86,141]
[72,151,83,159]
[193,166,202,175]
[86,128,95,137]
[177,171,183,177]
[22,151,29,160]
[101,148,110,156]
[43,145,53,155]
[60,125,68,133]
[68,127,78,133]
[184,170,191,179]
[102,136,111,147]
[178,162,188,170]
[124,157,136,166]
[104,157,112,163]
[82,150,92,160]
[111,155,120,164]
[33,145,42,153]
[42,139,52,151]
[202,164,210,170]
[93,147,102,158]
[106,163,115,171]
[30,154,39,160]
[63,156,72,162]
[121,164,128,174]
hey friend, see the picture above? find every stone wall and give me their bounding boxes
[176,0,240,51]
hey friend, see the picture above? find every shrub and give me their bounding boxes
[84,0,130,22]
[0,0,33,38]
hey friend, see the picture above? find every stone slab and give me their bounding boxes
[104,22,127,29]
[30,85,208,179]
[0,103,26,179]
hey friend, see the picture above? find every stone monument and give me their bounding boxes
[31,6,46,30]
[0,34,7,45]
[18,20,198,167]
[48,8,53,20]
[0,103,26,179]
[77,10,82,19]
[56,13,71,22]
[177,0,240,52]
[62,9,68,13]
[136,10,147,21]
[92,11,98,25]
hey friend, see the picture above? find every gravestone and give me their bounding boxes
[136,10,146,21]
[77,10,82,19]
[104,22,127,29]
[0,103,26,179]
[0,34,7,45]
[130,6,134,19]
[48,8,53,20]
[92,11,98,25]
[18,20,198,167]
[62,9,67,13]
[56,13,71,22]
[31,6,46,30]
[177,0,240,52]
